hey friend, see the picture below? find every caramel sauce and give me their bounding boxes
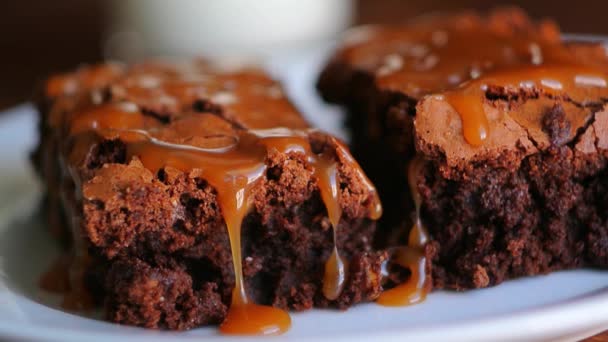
[443,91,489,147]
[69,102,146,135]
[345,15,608,146]
[377,157,429,306]
[323,245,347,301]
[219,302,291,335]
[316,156,347,300]
[444,65,608,146]
[317,143,382,300]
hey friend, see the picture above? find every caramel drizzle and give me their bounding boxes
[354,20,608,146]
[60,102,381,335]
[317,157,347,300]
[377,157,429,306]
[444,65,608,146]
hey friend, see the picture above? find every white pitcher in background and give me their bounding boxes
[105,0,354,61]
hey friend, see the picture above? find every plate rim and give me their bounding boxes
[0,285,608,342]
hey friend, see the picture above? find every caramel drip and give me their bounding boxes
[320,141,382,300]
[219,302,291,336]
[444,65,608,146]
[377,157,429,306]
[216,149,290,335]
[443,91,489,147]
[122,129,294,336]
[317,157,347,301]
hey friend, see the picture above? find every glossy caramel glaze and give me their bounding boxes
[377,157,429,306]
[42,60,382,335]
[443,65,607,146]
[316,151,346,300]
[338,10,608,146]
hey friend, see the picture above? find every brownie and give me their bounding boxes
[33,59,383,331]
[317,8,608,290]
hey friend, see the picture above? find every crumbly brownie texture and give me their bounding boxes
[317,8,608,290]
[33,60,383,330]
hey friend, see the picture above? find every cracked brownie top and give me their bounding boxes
[324,8,608,171]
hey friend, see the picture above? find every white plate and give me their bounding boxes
[1,47,608,342]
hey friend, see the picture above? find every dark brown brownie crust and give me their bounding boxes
[34,60,383,330]
[317,9,608,290]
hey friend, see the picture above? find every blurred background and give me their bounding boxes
[1,0,607,110]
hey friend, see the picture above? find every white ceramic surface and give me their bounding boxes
[1,48,608,342]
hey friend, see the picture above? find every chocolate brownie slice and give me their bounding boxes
[33,59,383,332]
[317,8,608,291]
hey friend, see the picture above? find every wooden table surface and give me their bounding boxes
[1,1,607,340]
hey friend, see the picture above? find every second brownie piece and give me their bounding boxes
[318,8,608,290]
